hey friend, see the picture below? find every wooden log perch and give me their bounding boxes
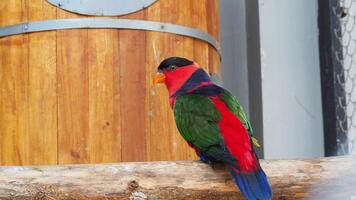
[0,156,356,200]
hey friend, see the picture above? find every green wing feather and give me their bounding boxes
[219,89,253,136]
[173,94,235,162]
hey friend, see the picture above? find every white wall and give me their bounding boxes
[259,0,324,159]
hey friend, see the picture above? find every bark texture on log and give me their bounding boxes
[0,156,355,200]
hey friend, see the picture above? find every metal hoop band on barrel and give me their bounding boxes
[0,18,221,58]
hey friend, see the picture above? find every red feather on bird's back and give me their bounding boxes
[210,97,258,171]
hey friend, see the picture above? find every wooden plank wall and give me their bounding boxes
[0,0,29,165]
[57,6,89,164]
[0,0,220,166]
[28,0,57,165]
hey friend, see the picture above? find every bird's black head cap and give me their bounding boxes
[158,57,194,71]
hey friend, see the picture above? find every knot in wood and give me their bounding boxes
[128,180,139,191]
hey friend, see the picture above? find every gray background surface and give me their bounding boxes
[219,0,324,159]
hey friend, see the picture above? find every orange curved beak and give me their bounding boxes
[153,73,166,86]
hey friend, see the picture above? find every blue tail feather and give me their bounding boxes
[229,167,272,200]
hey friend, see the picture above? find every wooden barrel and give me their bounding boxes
[0,0,220,166]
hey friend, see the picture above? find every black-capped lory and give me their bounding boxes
[153,57,272,200]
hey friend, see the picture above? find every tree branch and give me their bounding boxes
[0,156,355,199]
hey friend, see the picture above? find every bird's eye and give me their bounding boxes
[168,65,178,72]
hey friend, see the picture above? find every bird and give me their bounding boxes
[153,57,272,200]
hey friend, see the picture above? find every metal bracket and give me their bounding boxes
[46,0,158,16]
[0,18,221,57]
